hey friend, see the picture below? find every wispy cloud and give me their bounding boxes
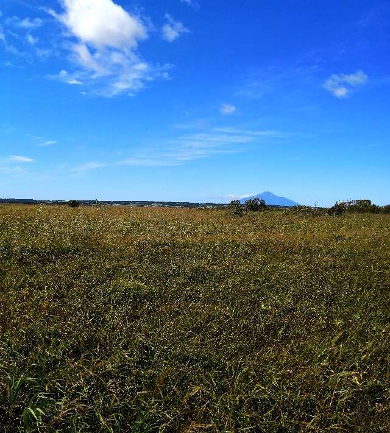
[0,25,5,44]
[220,103,236,115]
[162,14,190,42]
[0,9,55,64]
[26,34,38,45]
[356,4,390,30]
[181,0,200,10]
[38,140,58,147]
[1,126,16,134]
[73,161,106,174]
[5,155,35,163]
[0,155,35,173]
[236,66,303,100]
[224,193,255,200]
[213,127,290,138]
[0,166,24,174]
[323,71,368,98]
[6,16,43,29]
[234,55,326,101]
[119,125,288,167]
[46,0,171,96]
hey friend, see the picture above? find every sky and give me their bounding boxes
[1,0,389,206]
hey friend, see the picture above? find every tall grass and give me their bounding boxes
[0,205,389,432]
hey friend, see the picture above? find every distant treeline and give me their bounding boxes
[1,198,389,213]
[290,200,390,216]
[229,198,389,216]
[0,198,226,209]
[327,200,390,215]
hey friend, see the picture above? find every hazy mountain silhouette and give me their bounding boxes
[240,191,299,207]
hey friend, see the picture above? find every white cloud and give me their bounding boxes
[50,0,170,96]
[7,17,43,29]
[50,70,84,86]
[225,193,255,200]
[58,0,147,50]
[26,34,38,45]
[181,0,200,10]
[220,103,236,115]
[68,79,82,85]
[162,14,190,42]
[39,140,58,147]
[73,161,106,174]
[213,127,289,138]
[323,71,368,98]
[6,155,35,163]
[0,25,5,44]
[35,48,52,59]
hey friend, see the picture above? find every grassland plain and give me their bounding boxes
[0,205,389,432]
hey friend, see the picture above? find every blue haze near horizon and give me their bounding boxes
[1,0,389,207]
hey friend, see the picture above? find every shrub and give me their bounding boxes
[68,200,80,208]
[349,200,380,214]
[244,197,268,212]
[328,201,348,216]
[228,200,244,216]
[328,200,380,216]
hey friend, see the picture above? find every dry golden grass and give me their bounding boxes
[0,205,389,432]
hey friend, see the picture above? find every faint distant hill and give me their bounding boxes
[240,191,299,207]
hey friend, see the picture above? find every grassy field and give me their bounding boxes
[0,205,389,432]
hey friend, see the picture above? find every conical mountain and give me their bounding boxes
[240,191,299,207]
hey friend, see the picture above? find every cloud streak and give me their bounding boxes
[39,140,58,147]
[224,193,255,200]
[72,161,106,174]
[0,155,35,173]
[6,16,43,29]
[5,155,35,163]
[119,125,288,167]
[0,25,5,44]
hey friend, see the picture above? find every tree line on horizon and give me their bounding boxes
[228,198,390,216]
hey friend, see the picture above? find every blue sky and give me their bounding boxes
[1,0,389,206]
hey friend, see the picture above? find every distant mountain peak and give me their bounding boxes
[240,191,299,207]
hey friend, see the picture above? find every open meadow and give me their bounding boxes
[0,205,389,432]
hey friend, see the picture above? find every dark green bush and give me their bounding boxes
[228,200,244,216]
[349,200,380,213]
[68,200,80,208]
[328,200,380,215]
[244,197,268,212]
[328,201,348,216]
